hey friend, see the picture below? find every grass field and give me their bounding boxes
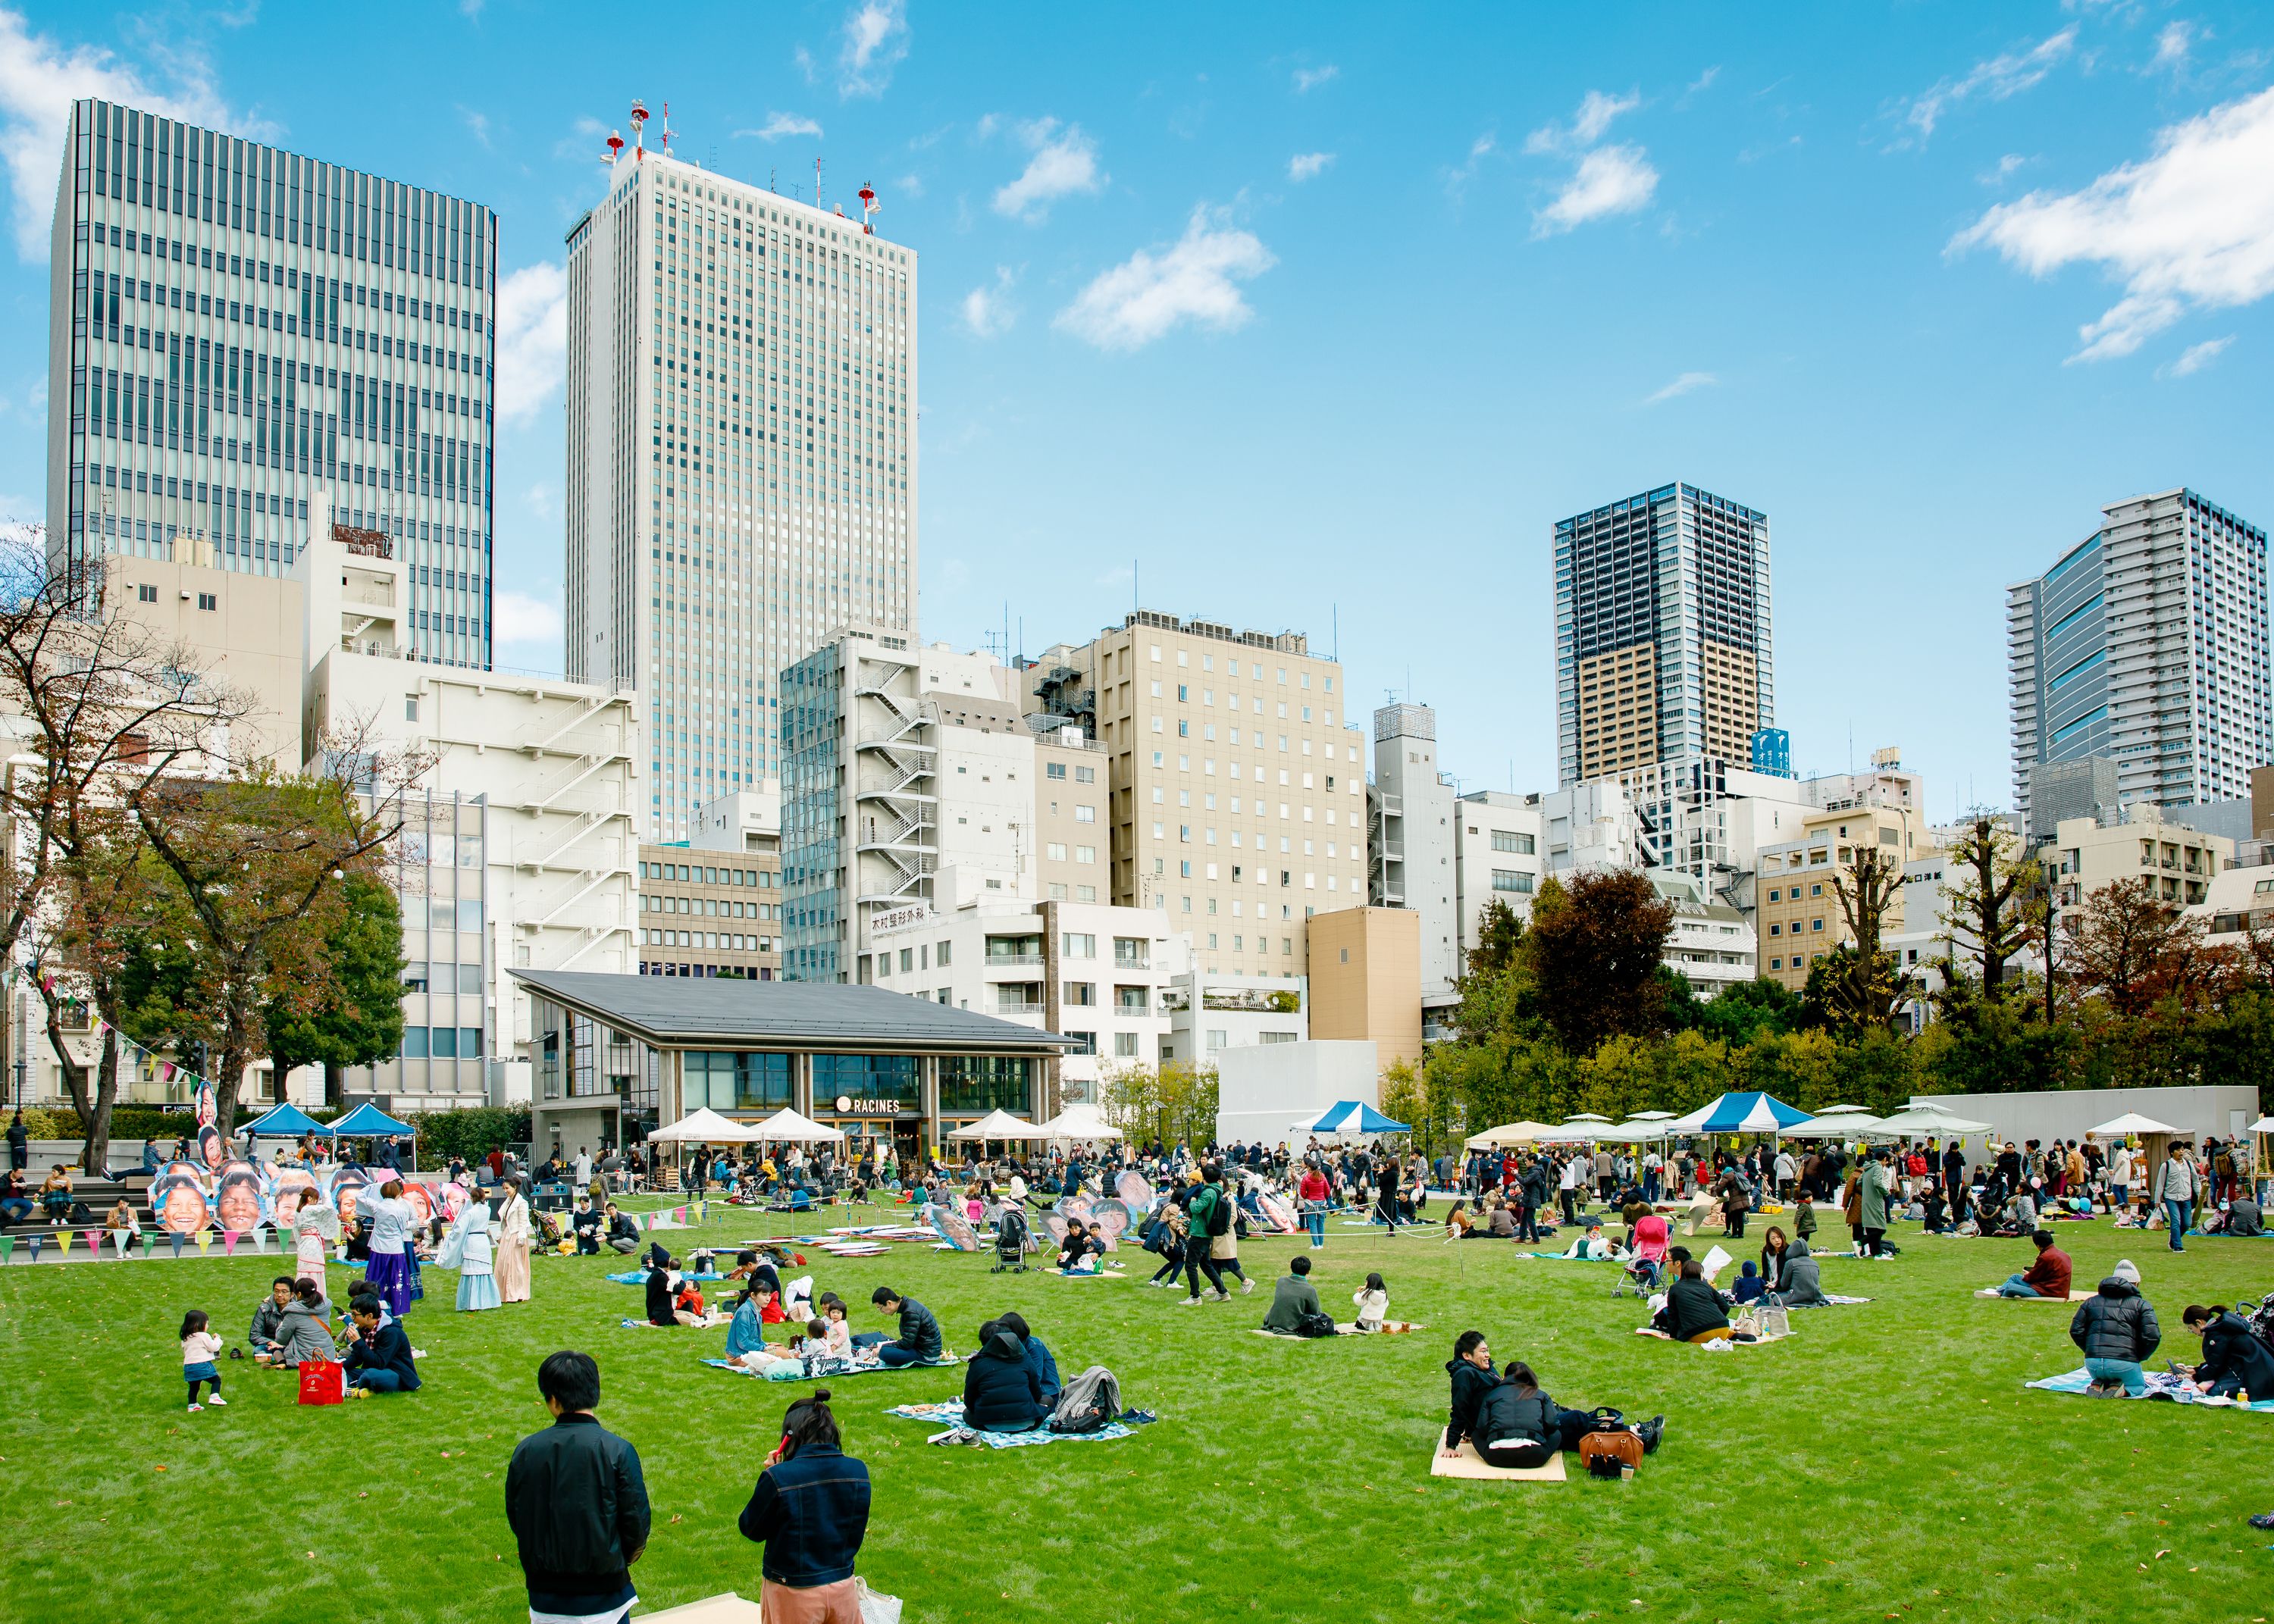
[3,1205,2271,1624]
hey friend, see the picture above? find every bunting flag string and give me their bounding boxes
[169,1231,186,1257]
[193,1231,211,1256]
[53,1229,70,1256]
[140,1233,155,1257]
[221,1231,240,1256]
[27,1234,45,1262]
[0,1235,14,1263]
[84,1230,104,1258]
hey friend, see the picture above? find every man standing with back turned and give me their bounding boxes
[506,1350,650,1624]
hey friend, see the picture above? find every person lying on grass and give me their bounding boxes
[1440,1335,1665,1468]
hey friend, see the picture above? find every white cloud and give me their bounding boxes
[738,111,823,142]
[838,0,908,99]
[1680,66,1721,105]
[1950,86,2274,361]
[893,171,925,200]
[495,262,566,427]
[1445,131,1497,197]
[2152,20,2194,72]
[1287,151,1334,183]
[523,483,556,522]
[794,44,816,84]
[0,9,267,260]
[1525,89,1639,155]
[1055,206,1276,352]
[960,267,1018,338]
[459,105,491,149]
[494,590,563,652]
[1902,26,2076,140]
[1293,64,1339,93]
[993,119,1106,221]
[1533,145,1659,235]
[2162,334,2232,376]
[1981,152,2028,185]
[1644,371,1718,404]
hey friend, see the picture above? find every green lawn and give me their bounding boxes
[4,1204,2270,1623]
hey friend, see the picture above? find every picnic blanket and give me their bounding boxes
[2025,1366,2274,1410]
[1251,1322,1426,1339]
[702,1355,953,1381]
[1974,1288,2096,1301]
[1429,1434,1568,1482]
[619,1314,729,1330]
[607,1270,722,1285]
[1797,1295,1872,1307]
[882,1399,1155,1448]
[1633,1325,1789,1346]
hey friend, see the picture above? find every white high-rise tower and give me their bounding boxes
[565,105,918,839]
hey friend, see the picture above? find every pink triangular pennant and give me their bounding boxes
[85,1230,104,1256]
[222,1231,240,1256]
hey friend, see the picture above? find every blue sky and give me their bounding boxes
[2,2,2271,813]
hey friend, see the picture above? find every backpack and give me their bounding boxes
[1292,1309,1336,1339]
[1048,1366,1122,1433]
[2244,1297,2274,1363]
[1204,1187,1234,1237]
[1139,1217,1169,1254]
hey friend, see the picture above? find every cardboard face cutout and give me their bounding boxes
[215,1161,266,1234]
[151,1162,211,1234]
[327,1166,371,1228]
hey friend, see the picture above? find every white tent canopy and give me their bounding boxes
[647,1107,767,1144]
[1786,1109,1885,1137]
[748,1106,847,1144]
[1562,1112,1613,1124]
[1464,1121,1560,1148]
[947,1109,1042,1141]
[1034,1103,1123,1141]
[1627,1110,1676,1122]
[2091,1112,2178,1137]
[1875,1102,1992,1135]
[2251,1116,2274,1135]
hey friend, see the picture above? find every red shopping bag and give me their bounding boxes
[297,1360,344,1406]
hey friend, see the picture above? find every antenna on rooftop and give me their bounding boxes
[630,99,649,159]
[858,182,879,235]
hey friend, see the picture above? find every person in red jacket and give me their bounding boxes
[1994,1229,2072,1298]
[1298,1166,1330,1206]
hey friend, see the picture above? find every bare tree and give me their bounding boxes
[0,539,247,1169]
[1941,811,2029,1000]
[1828,844,1908,1029]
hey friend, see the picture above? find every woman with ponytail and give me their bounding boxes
[738,1388,874,1621]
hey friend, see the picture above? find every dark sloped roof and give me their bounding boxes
[509,968,1073,1053]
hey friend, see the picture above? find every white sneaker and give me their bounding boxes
[186,1403,203,1413]
[1241,1277,1257,1296]
[1210,1289,1232,1302]
[1174,1294,1204,1306]
[205,1394,228,1407]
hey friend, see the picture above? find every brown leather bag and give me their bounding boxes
[1581,1429,1643,1477]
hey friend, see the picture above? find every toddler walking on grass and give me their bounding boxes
[180,1310,226,1412]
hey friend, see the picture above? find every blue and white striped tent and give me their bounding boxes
[1293,1100,1410,1137]
[1662,1091,1811,1135]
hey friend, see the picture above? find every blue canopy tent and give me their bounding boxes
[238,1102,331,1138]
[1293,1100,1411,1138]
[330,1103,415,1136]
[1663,1091,1810,1136]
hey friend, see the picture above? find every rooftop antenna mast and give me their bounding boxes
[658,102,675,155]
[629,99,650,160]
[814,157,824,211]
[858,182,879,235]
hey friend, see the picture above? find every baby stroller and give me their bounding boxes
[992,1205,1032,1273]
[1613,1211,1670,1299]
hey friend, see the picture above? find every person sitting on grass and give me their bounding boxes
[644,1258,680,1328]
[603,1204,640,1256]
[1776,1242,1828,1307]
[1261,1253,1325,1335]
[259,1281,337,1369]
[250,1276,299,1360]
[1663,1258,1733,1344]
[2070,1271,2161,1397]
[1463,1356,1666,1469]
[1758,1228,1791,1293]
[570,1197,602,1255]
[962,1319,1047,1433]
[1561,1218,1613,1259]
[1057,1222,1100,1273]
[1994,1230,2072,1298]
[1731,1260,1766,1305]
[2180,1303,2274,1400]
[1442,1330,1499,1455]
[857,1287,942,1366]
[342,1297,421,1396]
[994,1311,1060,1410]
[673,1276,709,1326]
